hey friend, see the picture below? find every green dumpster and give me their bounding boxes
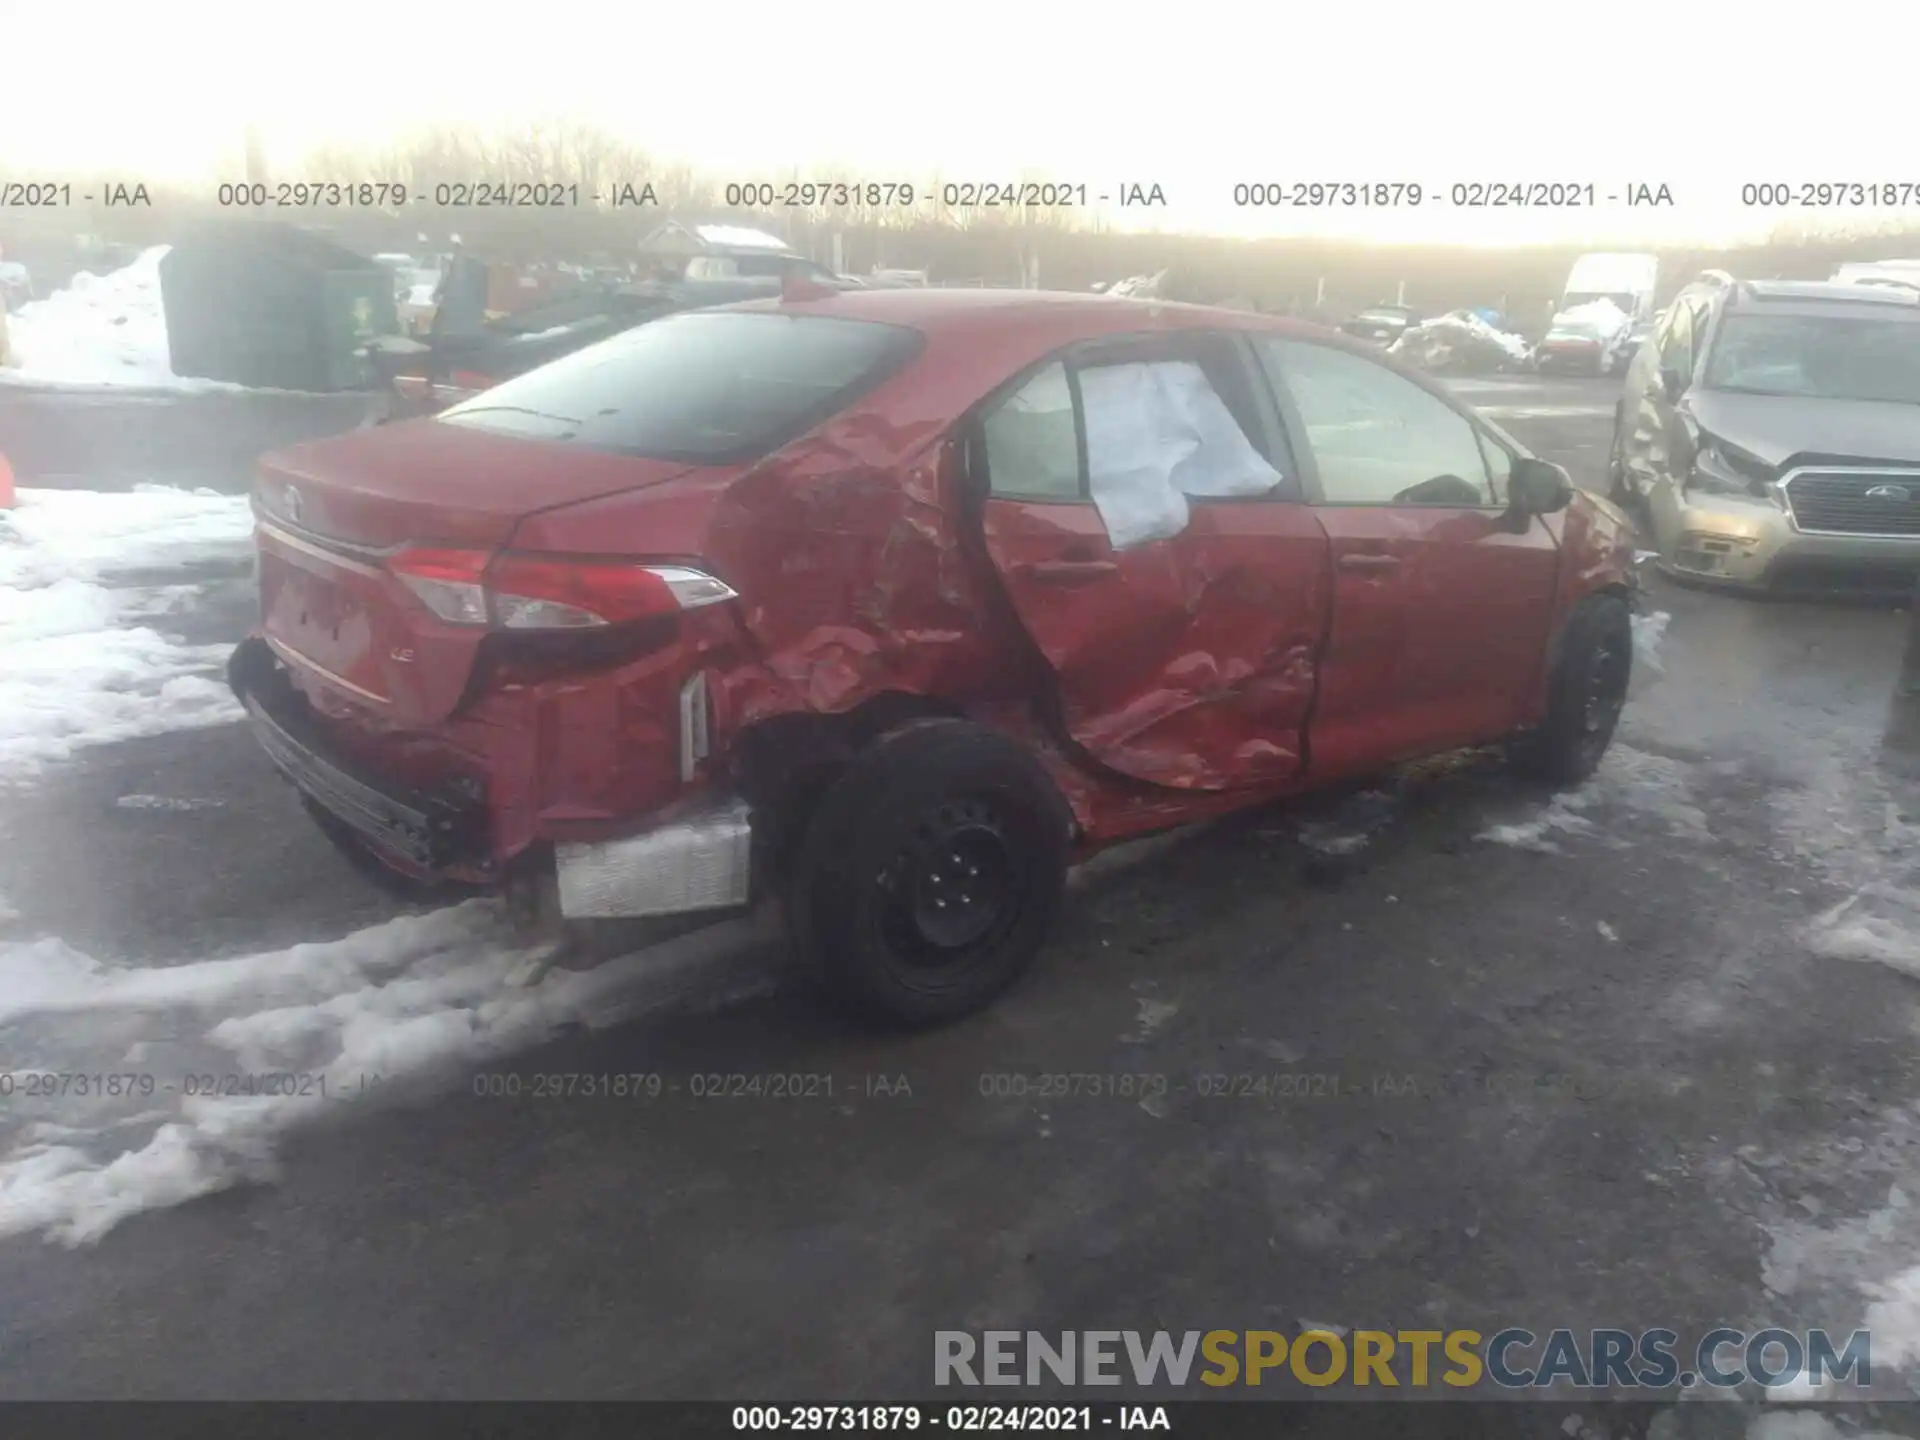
[159,221,400,392]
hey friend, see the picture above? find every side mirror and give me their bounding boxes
[1507,457,1573,526]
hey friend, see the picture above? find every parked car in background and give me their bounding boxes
[233,289,1635,1026]
[665,248,861,304]
[1557,253,1659,326]
[1611,272,1920,594]
[1832,259,1920,291]
[1541,254,1659,375]
[1340,303,1419,345]
[1537,299,1636,375]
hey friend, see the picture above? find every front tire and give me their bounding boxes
[1510,594,1634,786]
[785,720,1074,1027]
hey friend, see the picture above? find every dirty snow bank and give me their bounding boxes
[1476,743,1709,855]
[1807,885,1920,976]
[0,246,246,392]
[1633,610,1671,675]
[0,486,253,777]
[0,904,777,1244]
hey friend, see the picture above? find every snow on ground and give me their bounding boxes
[0,905,775,1245]
[1634,610,1671,675]
[0,486,253,778]
[0,247,247,393]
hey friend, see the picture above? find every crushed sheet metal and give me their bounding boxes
[555,798,753,919]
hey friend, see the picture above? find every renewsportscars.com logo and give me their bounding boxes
[934,1328,1872,1391]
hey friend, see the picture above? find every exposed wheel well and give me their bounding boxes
[729,692,964,882]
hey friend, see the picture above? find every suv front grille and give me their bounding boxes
[1784,468,1920,537]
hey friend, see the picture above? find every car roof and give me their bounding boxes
[1720,279,1920,316]
[686,286,1521,459]
[720,285,1323,342]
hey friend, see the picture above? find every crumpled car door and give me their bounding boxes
[971,334,1330,791]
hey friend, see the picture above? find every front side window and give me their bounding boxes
[437,311,919,464]
[1702,312,1920,405]
[1257,339,1495,506]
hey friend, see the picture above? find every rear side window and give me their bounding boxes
[980,352,1286,550]
[437,311,920,464]
[983,362,1082,499]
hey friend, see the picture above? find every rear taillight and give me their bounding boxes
[389,548,737,630]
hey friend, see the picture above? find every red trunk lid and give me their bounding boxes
[254,419,698,724]
[258,419,696,549]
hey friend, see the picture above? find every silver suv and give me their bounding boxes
[1609,272,1920,593]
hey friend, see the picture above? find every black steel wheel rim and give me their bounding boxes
[877,798,1021,967]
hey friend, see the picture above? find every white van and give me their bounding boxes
[1539,253,1660,375]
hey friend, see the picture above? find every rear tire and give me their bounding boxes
[785,719,1073,1027]
[1510,594,1634,787]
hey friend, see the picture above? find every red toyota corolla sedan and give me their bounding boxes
[229,285,1639,1025]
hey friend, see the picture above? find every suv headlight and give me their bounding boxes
[1688,440,1779,503]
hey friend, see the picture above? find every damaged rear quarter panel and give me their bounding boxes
[696,307,1236,731]
[704,413,1005,721]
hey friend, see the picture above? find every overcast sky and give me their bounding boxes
[7,0,1909,246]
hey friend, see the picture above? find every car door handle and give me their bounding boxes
[1335,552,1402,572]
[1024,559,1119,583]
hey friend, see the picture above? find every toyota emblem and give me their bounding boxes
[284,485,303,523]
[1865,484,1913,501]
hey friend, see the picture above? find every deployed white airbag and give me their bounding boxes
[1079,361,1284,550]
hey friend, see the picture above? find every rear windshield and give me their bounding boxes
[437,310,921,464]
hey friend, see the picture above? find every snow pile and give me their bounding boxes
[0,904,774,1244]
[1476,742,1706,855]
[1106,269,1170,300]
[1632,610,1670,675]
[1387,310,1532,372]
[0,246,235,392]
[0,485,253,778]
[1548,297,1631,340]
[1807,885,1920,976]
[1476,787,1601,854]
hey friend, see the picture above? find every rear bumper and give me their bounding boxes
[229,637,491,876]
[229,635,753,916]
